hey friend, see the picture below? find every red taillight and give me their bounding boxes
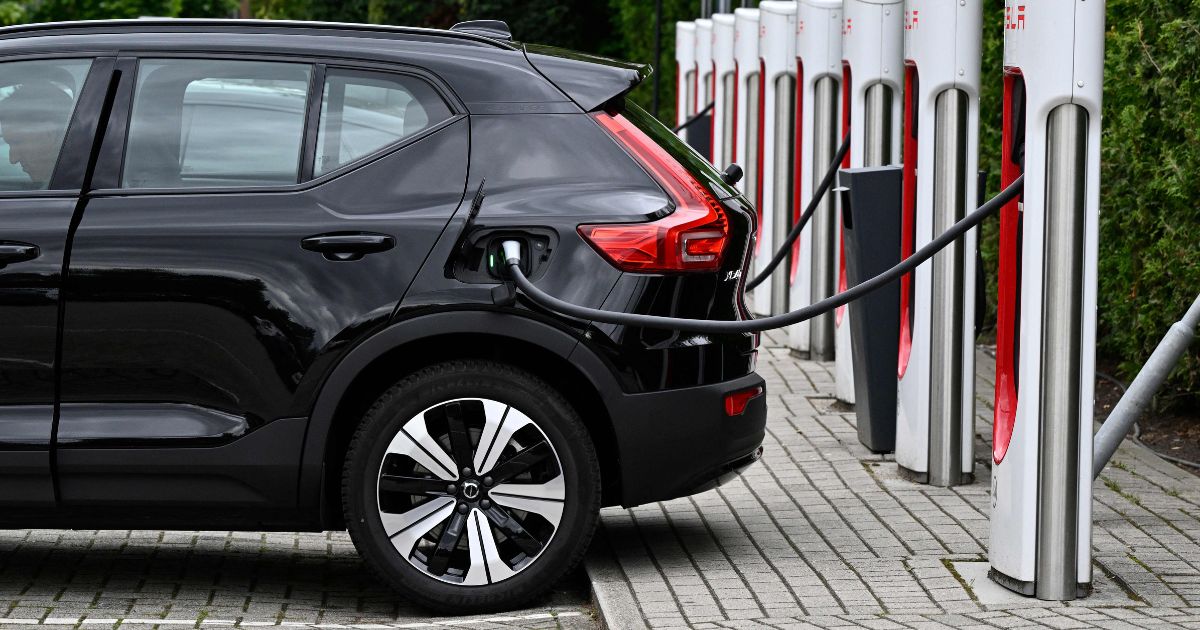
[582,112,730,273]
[725,385,764,416]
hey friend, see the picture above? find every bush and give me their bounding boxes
[1096,0,1200,409]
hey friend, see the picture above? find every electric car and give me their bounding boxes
[0,19,766,612]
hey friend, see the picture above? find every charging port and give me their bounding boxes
[450,229,555,283]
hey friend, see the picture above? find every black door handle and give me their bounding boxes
[0,242,39,268]
[301,233,395,262]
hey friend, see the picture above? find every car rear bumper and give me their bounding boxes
[606,372,767,507]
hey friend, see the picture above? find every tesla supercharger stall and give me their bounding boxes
[734,8,761,197]
[893,1,982,486]
[989,0,1104,602]
[712,14,738,170]
[835,0,902,404]
[676,20,697,136]
[787,0,843,360]
[751,1,797,317]
[695,18,716,160]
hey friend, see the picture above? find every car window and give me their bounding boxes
[123,59,311,189]
[315,69,452,177]
[0,59,92,192]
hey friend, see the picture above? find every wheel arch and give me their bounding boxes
[299,310,624,527]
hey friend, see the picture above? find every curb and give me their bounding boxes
[584,526,648,630]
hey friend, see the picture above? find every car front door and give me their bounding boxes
[0,56,113,507]
[55,56,468,521]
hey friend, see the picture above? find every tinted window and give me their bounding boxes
[316,69,452,176]
[123,59,311,189]
[0,59,92,191]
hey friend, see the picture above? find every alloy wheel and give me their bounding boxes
[376,398,566,585]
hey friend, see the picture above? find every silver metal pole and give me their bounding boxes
[863,83,893,167]
[701,0,712,19]
[1035,104,1088,602]
[771,74,797,315]
[809,76,838,359]
[928,89,969,486]
[744,70,762,214]
[1093,292,1200,478]
[722,72,736,164]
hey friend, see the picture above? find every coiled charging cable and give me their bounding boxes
[744,132,852,291]
[501,175,1023,333]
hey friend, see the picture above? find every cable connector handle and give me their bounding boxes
[501,240,523,267]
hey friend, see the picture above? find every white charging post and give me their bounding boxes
[733,8,761,197]
[989,0,1105,601]
[676,20,698,135]
[787,0,843,359]
[713,13,738,169]
[893,1,981,486]
[752,1,797,317]
[835,0,902,404]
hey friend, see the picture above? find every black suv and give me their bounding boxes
[0,19,766,612]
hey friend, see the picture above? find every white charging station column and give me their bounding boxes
[676,21,698,134]
[893,1,981,486]
[787,0,842,359]
[989,0,1105,601]
[713,14,737,169]
[734,8,761,197]
[752,1,797,317]
[835,0,902,404]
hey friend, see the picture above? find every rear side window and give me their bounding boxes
[0,59,92,191]
[315,69,452,176]
[123,59,311,189]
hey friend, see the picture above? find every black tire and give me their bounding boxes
[342,359,600,614]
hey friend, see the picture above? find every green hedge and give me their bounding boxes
[1096,0,1200,408]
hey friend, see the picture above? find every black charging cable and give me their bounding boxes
[744,132,852,291]
[502,175,1023,334]
[673,101,716,133]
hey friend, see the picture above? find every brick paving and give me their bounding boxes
[0,529,595,629]
[591,329,1200,629]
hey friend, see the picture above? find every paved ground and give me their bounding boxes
[0,531,595,629]
[588,329,1200,629]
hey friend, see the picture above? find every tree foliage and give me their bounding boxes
[7,0,237,21]
[607,0,695,124]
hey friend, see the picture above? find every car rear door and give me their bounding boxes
[56,55,469,520]
[0,56,114,507]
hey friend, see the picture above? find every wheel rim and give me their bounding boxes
[376,398,566,585]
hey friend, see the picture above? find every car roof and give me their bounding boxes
[0,19,516,50]
[0,19,648,115]
[0,19,584,113]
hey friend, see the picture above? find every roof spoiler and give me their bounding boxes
[450,20,512,41]
[524,44,651,112]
